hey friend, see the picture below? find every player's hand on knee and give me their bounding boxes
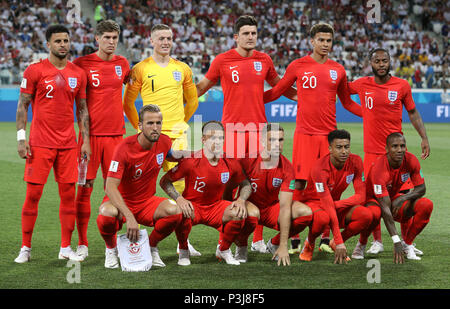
[230,198,247,219]
[334,244,348,264]
[393,242,405,264]
[176,196,195,219]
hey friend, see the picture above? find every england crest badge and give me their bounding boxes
[253,61,262,72]
[329,70,338,80]
[346,174,354,184]
[115,65,122,77]
[221,172,230,184]
[272,178,283,187]
[401,173,410,182]
[68,77,77,89]
[172,70,182,82]
[156,153,164,165]
[388,90,398,102]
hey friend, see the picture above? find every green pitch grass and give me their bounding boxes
[0,122,449,289]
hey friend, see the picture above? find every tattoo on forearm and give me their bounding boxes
[161,179,180,201]
[78,99,90,140]
[16,93,32,130]
[238,180,252,201]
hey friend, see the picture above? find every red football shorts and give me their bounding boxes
[24,146,78,184]
[224,130,261,159]
[259,203,280,230]
[192,200,232,229]
[292,132,329,180]
[102,195,168,227]
[78,134,123,180]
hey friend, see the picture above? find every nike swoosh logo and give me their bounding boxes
[148,74,156,78]
[304,72,313,74]
[229,66,238,70]
[44,80,53,83]
[90,70,98,73]
[135,163,143,168]
[365,92,373,95]
[196,176,206,180]
[250,178,259,181]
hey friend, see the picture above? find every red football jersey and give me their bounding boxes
[20,58,87,149]
[240,154,295,209]
[73,53,130,136]
[167,150,246,206]
[107,134,172,212]
[205,49,278,129]
[300,153,366,245]
[264,55,361,135]
[349,76,415,154]
[367,151,424,200]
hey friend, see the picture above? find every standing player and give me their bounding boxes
[297,130,375,264]
[348,48,430,254]
[160,121,256,266]
[353,133,433,263]
[96,104,191,268]
[237,123,315,266]
[14,25,90,263]
[72,20,130,260]
[123,24,200,255]
[263,23,362,252]
[196,15,297,253]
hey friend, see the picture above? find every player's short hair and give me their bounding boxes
[138,104,161,122]
[386,132,405,146]
[202,121,224,136]
[328,129,351,144]
[262,123,284,138]
[95,19,120,36]
[310,22,334,38]
[369,48,390,60]
[45,24,70,41]
[234,15,258,34]
[151,24,171,34]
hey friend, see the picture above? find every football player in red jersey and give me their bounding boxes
[348,48,430,254]
[160,121,257,266]
[14,25,90,263]
[196,15,296,253]
[353,133,433,263]
[96,105,192,269]
[72,20,131,260]
[297,130,375,264]
[263,23,362,252]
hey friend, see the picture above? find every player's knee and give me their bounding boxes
[246,202,260,219]
[25,183,44,204]
[292,201,312,218]
[313,210,330,226]
[414,198,433,217]
[353,206,372,226]
[99,202,119,218]
[58,183,76,204]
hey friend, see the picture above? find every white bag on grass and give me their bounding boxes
[117,229,152,272]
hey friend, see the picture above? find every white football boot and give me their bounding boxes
[14,246,31,264]
[104,247,119,269]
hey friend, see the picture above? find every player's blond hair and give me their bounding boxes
[138,104,161,122]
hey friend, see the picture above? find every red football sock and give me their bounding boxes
[359,205,381,245]
[321,226,331,239]
[307,210,330,245]
[237,216,258,247]
[58,183,76,248]
[372,223,382,242]
[220,220,244,251]
[21,183,44,248]
[175,216,192,250]
[75,186,93,246]
[96,214,120,249]
[251,224,264,243]
[404,198,433,245]
[273,215,312,245]
[341,206,372,242]
[149,214,182,247]
[401,217,412,239]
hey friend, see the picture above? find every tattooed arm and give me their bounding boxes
[16,92,32,159]
[75,97,91,161]
[160,172,195,219]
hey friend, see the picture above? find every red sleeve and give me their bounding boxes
[310,163,344,245]
[76,70,87,100]
[338,72,362,117]
[402,81,416,112]
[263,60,298,103]
[122,58,131,84]
[280,158,295,193]
[347,79,359,95]
[107,144,127,180]
[335,155,366,208]
[264,54,279,83]
[407,153,425,186]
[166,160,188,182]
[229,158,246,184]
[20,65,39,95]
[370,160,391,198]
[204,54,221,84]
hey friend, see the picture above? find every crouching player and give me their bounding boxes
[160,121,257,266]
[297,130,376,264]
[96,105,190,269]
[235,124,314,266]
[353,133,433,263]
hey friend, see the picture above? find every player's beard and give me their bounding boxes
[372,64,391,78]
[51,50,68,60]
[143,131,160,143]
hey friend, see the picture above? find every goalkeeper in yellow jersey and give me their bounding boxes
[123,24,200,256]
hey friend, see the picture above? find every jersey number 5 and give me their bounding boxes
[91,73,100,87]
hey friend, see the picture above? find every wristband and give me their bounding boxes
[391,235,401,243]
[17,129,26,141]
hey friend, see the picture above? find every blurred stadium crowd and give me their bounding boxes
[0,0,448,88]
